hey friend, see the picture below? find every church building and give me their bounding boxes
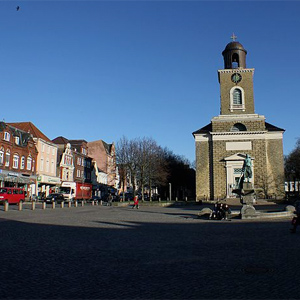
[193,37,285,200]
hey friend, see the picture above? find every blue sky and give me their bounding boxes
[1,1,300,163]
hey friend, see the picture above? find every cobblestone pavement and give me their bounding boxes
[0,203,299,299]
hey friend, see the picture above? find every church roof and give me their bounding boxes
[223,41,246,53]
[265,122,285,132]
[192,121,285,136]
[192,123,212,136]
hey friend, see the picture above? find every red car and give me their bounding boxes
[0,187,25,204]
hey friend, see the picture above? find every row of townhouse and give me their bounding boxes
[0,121,118,199]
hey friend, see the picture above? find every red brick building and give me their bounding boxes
[87,140,117,189]
[0,122,38,197]
[52,137,92,185]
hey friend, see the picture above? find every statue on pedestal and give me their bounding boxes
[242,154,252,183]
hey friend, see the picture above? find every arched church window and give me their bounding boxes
[233,89,242,105]
[230,86,245,112]
[231,123,247,132]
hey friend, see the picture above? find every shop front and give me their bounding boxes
[0,169,37,199]
[37,175,61,197]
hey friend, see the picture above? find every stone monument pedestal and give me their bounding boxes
[240,182,256,219]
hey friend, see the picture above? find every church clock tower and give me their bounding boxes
[193,35,285,201]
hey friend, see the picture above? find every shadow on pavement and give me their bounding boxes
[0,209,298,299]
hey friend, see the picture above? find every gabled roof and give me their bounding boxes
[69,139,88,144]
[1,122,33,147]
[7,122,52,142]
[102,140,113,154]
[52,136,70,144]
[192,123,212,136]
[265,122,285,132]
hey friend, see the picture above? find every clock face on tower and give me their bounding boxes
[231,73,242,84]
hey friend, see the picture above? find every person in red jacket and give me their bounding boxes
[132,195,139,209]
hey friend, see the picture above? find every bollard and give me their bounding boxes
[100,200,103,206]
[18,201,23,211]
[52,201,56,209]
[95,200,98,206]
[91,200,94,206]
[68,201,71,208]
[159,197,161,202]
[81,201,84,207]
[75,200,78,207]
[4,200,9,212]
[61,201,64,208]
[176,197,178,202]
[31,201,36,210]
[42,202,46,210]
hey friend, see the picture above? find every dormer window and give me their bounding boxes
[15,137,20,145]
[4,132,10,141]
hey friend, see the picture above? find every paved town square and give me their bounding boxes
[0,202,298,299]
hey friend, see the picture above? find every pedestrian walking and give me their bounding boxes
[108,193,113,206]
[132,195,139,209]
[290,200,300,233]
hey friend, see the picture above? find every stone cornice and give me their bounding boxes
[211,114,265,122]
[194,130,283,142]
[210,131,266,136]
[218,68,255,74]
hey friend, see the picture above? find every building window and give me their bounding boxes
[21,156,25,169]
[47,146,50,154]
[231,123,247,132]
[41,144,45,152]
[15,136,20,145]
[32,159,35,172]
[4,132,10,141]
[27,156,32,171]
[46,159,49,172]
[77,169,81,178]
[230,86,245,111]
[51,159,54,174]
[40,157,44,171]
[13,154,19,169]
[0,147,4,164]
[52,147,55,155]
[5,150,10,167]
[77,157,81,165]
[233,89,242,105]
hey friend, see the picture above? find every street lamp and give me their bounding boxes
[169,183,172,202]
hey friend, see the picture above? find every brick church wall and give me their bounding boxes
[195,140,210,200]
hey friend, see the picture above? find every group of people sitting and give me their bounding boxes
[209,202,231,220]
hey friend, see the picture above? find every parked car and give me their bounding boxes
[45,193,65,203]
[0,187,25,205]
[31,194,45,201]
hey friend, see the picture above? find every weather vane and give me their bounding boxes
[231,33,237,41]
